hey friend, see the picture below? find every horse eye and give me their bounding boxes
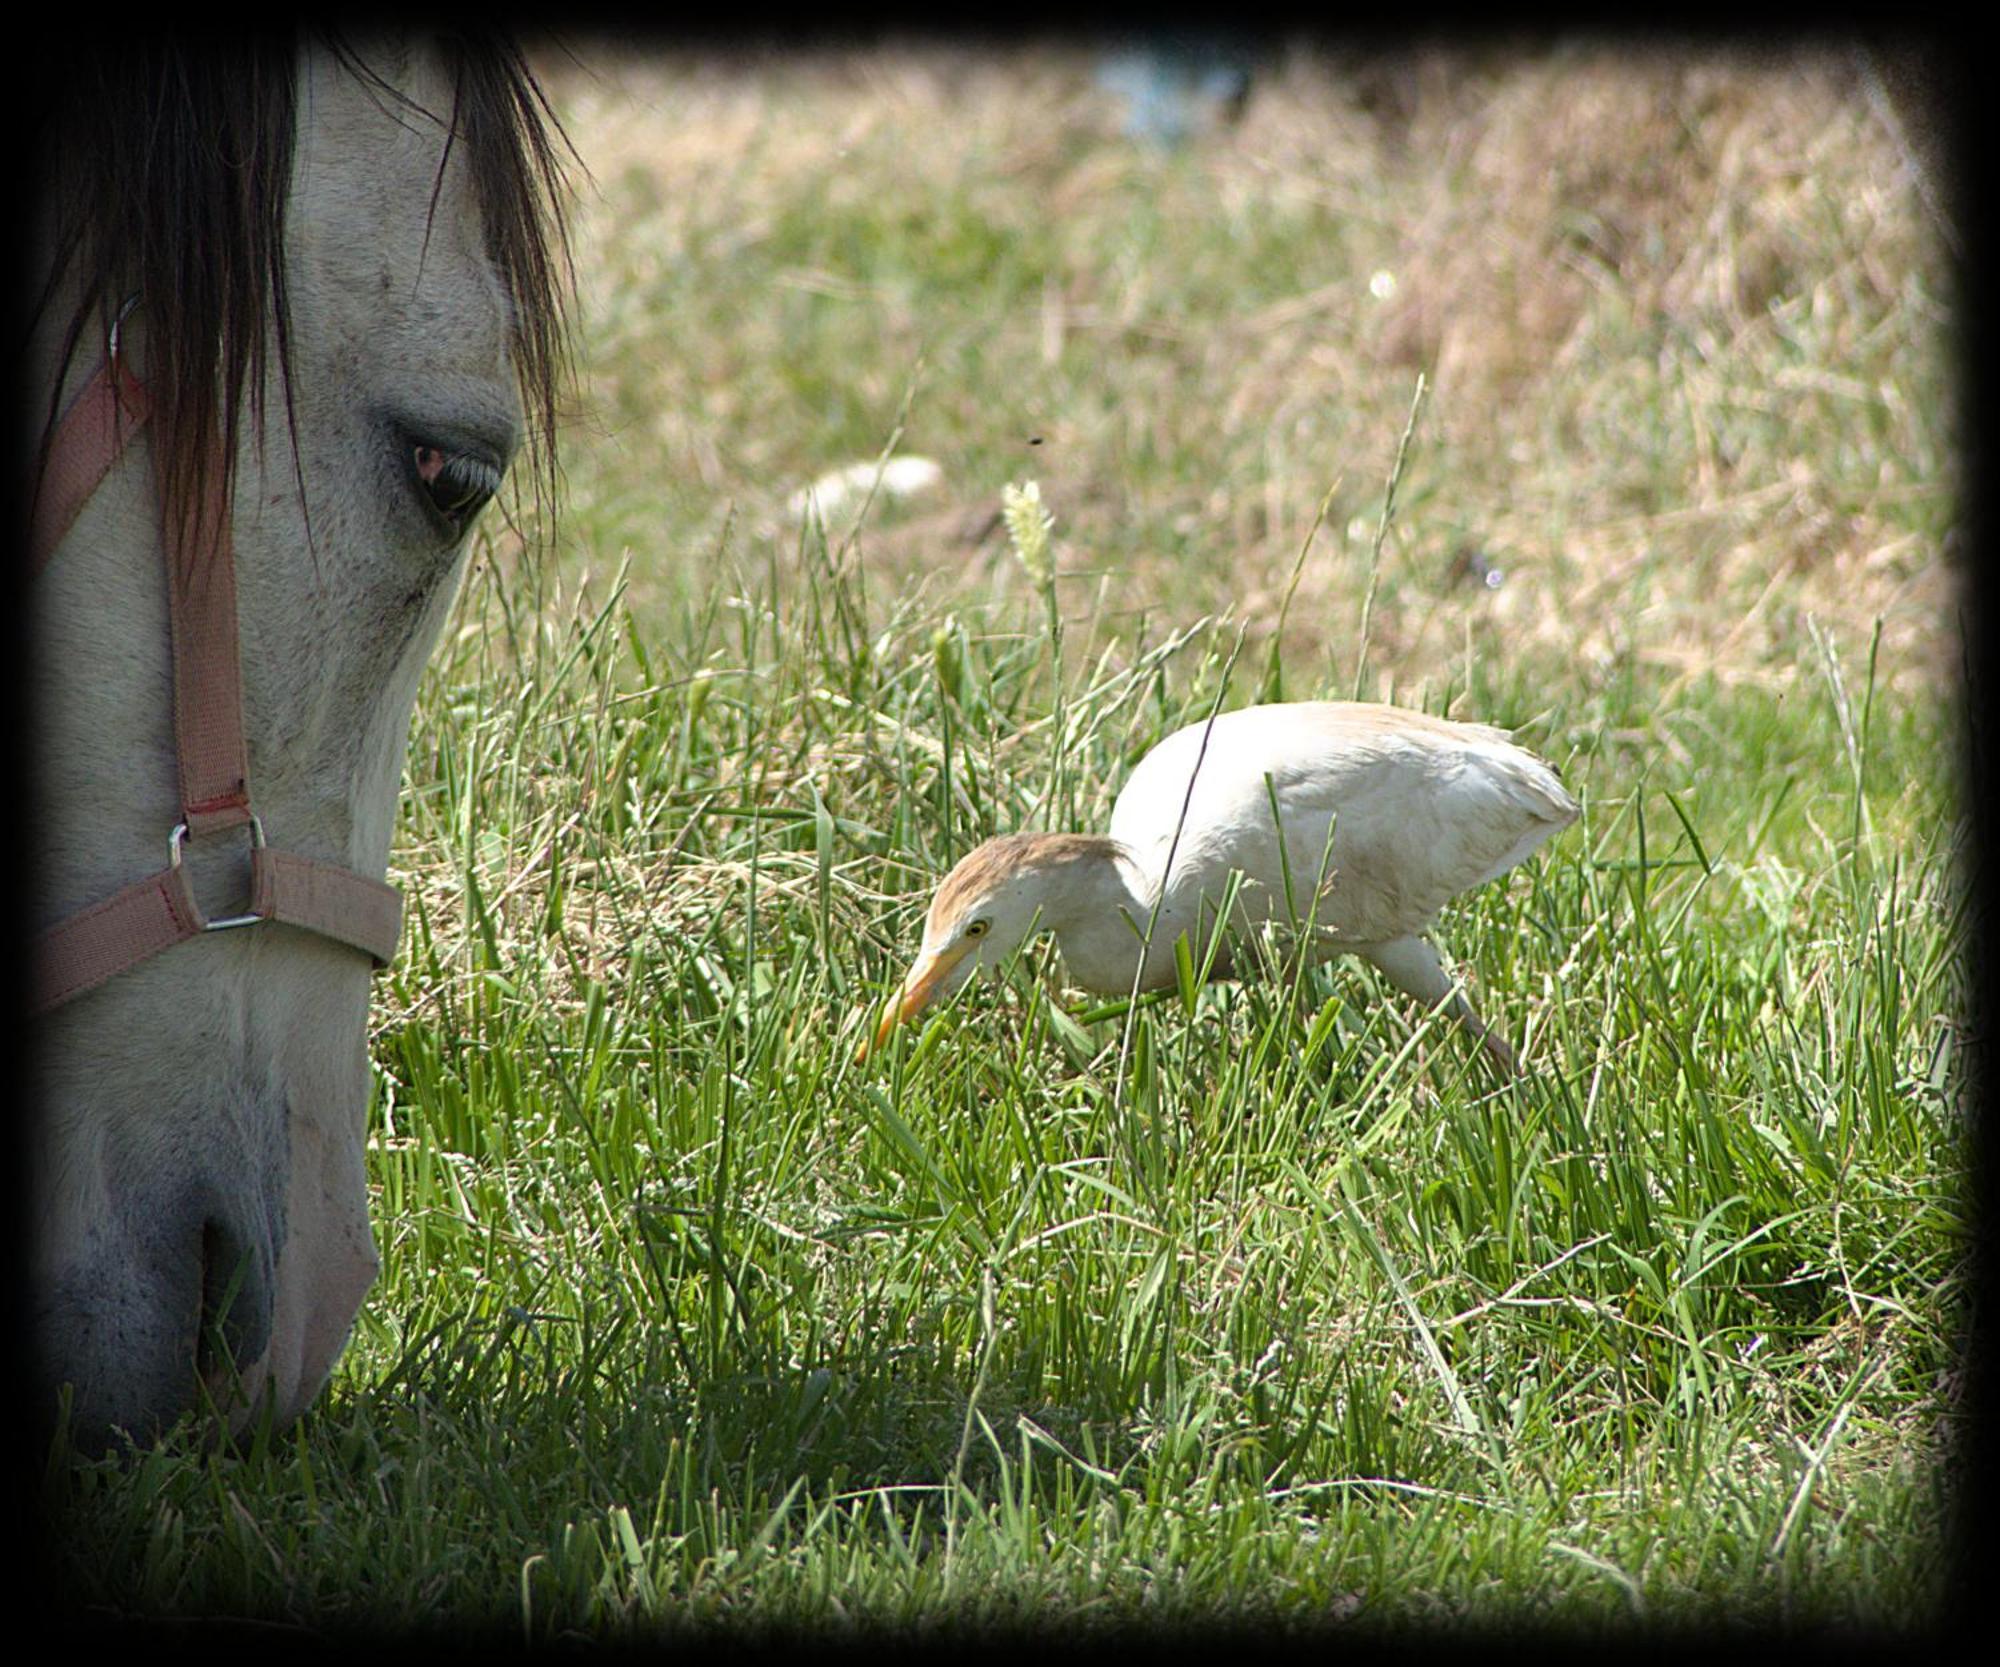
[410,443,502,531]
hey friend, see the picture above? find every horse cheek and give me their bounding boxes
[245,944,383,1429]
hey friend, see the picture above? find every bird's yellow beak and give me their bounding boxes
[857,942,971,1062]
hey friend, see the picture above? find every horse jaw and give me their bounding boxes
[31,38,521,1449]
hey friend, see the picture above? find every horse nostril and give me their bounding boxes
[196,1217,267,1402]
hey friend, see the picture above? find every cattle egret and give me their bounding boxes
[863,701,1579,1073]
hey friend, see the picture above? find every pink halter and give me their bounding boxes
[30,306,403,1012]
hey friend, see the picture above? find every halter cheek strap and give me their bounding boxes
[30,343,404,1014]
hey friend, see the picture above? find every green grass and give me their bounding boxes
[46,42,1964,1637]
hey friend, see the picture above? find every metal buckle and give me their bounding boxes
[169,815,267,932]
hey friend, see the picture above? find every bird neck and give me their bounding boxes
[1026,836,1181,994]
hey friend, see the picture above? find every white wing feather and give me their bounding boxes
[1108,702,1577,948]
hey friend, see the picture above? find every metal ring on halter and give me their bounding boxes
[169,815,268,932]
[106,292,142,371]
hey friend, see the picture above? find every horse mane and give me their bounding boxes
[29,32,577,544]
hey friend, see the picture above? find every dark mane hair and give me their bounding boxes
[29,32,576,539]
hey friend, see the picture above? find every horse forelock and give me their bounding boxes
[435,36,582,524]
[33,36,302,566]
[31,32,577,550]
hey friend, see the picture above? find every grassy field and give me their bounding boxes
[49,40,1965,1637]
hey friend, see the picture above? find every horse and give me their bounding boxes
[28,35,575,1451]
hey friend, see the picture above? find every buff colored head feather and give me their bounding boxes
[859,833,1121,1059]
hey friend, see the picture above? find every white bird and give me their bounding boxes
[862,701,1579,1073]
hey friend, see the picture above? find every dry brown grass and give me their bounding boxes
[536,39,1956,714]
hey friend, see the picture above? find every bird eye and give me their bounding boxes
[965,919,990,939]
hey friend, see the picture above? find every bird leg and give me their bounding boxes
[1359,935,1516,1077]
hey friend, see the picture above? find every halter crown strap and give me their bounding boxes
[32,349,404,1013]
[29,356,150,575]
[164,452,253,834]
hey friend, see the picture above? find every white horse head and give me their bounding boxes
[29,36,573,1449]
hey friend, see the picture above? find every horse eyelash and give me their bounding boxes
[418,449,503,514]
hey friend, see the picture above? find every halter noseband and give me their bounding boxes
[30,302,404,1013]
